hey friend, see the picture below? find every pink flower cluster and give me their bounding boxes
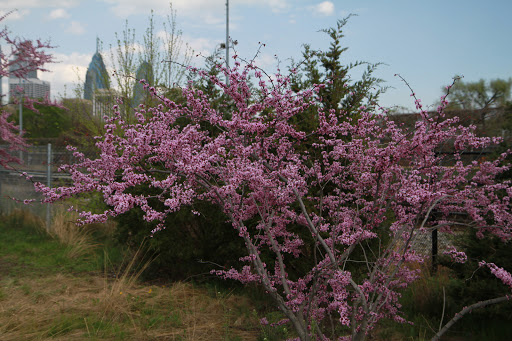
[443,246,468,263]
[479,261,512,289]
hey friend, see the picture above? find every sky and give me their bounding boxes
[1,0,511,111]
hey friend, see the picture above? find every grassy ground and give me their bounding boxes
[2,209,510,341]
[0,209,264,340]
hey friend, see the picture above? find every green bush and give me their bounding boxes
[114,200,246,281]
[9,103,71,143]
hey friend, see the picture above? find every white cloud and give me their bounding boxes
[102,0,290,18]
[182,35,221,58]
[66,21,86,35]
[48,8,70,20]
[255,52,278,70]
[313,1,335,16]
[0,1,79,20]
[201,12,225,26]
[0,0,79,10]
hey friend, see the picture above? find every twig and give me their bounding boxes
[438,286,446,333]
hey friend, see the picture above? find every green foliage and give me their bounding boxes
[57,98,104,148]
[192,49,226,112]
[9,103,71,143]
[257,311,291,341]
[377,260,512,340]
[114,200,246,281]
[190,48,244,122]
[502,100,512,133]
[446,77,512,110]
[439,78,512,139]
[9,98,104,148]
[289,15,386,133]
[443,231,512,309]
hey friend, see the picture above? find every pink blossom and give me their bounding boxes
[444,246,467,263]
[479,262,512,289]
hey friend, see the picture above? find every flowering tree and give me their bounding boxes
[0,106,25,168]
[0,11,54,167]
[35,56,512,340]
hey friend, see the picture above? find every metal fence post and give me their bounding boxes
[18,93,23,162]
[46,143,52,230]
[432,228,438,274]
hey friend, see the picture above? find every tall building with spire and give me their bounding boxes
[84,38,110,100]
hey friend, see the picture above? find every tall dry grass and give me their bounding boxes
[47,207,99,258]
[2,208,44,229]
[0,274,259,340]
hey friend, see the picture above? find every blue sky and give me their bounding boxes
[1,0,511,110]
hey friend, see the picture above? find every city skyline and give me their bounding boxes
[1,0,511,110]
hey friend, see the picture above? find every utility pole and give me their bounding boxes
[46,143,52,230]
[18,85,22,135]
[18,79,23,161]
[225,0,229,85]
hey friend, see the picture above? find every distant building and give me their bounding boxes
[84,38,110,101]
[9,78,51,101]
[133,61,154,106]
[8,51,50,101]
[92,88,119,118]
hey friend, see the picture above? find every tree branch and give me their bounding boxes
[431,295,511,341]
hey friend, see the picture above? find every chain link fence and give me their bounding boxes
[0,144,97,228]
[411,229,457,271]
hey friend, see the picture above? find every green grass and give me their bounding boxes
[0,209,264,340]
[0,217,79,274]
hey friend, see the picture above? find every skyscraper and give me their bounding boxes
[84,38,110,100]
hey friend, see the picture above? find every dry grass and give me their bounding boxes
[0,262,259,340]
[0,274,259,340]
[407,262,452,313]
[2,208,44,229]
[47,207,99,258]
